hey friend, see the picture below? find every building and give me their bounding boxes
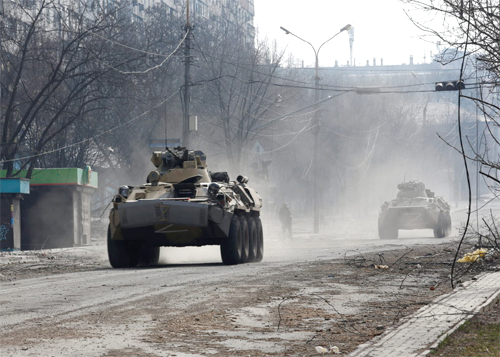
[0,168,98,250]
[0,178,29,251]
[130,0,255,43]
[2,0,255,45]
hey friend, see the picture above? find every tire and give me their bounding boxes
[107,225,140,268]
[433,211,446,238]
[246,217,258,263]
[254,216,264,262]
[138,245,160,266]
[220,215,242,265]
[239,215,250,264]
[445,212,452,237]
[378,216,398,239]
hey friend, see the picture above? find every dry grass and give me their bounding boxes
[430,301,500,357]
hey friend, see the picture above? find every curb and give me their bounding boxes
[348,269,500,357]
[418,276,500,356]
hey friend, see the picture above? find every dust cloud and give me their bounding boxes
[159,246,221,264]
[97,67,478,263]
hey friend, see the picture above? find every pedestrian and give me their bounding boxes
[279,203,292,239]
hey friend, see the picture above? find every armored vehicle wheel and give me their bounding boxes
[239,215,250,263]
[445,212,452,236]
[433,211,447,238]
[107,225,140,268]
[378,216,398,239]
[254,216,264,262]
[246,217,258,263]
[138,245,160,266]
[221,215,243,265]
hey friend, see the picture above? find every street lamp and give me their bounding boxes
[280,24,351,234]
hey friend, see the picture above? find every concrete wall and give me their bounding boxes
[20,186,95,250]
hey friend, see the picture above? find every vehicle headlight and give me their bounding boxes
[118,185,130,198]
[208,183,220,196]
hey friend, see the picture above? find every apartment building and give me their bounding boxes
[131,0,255,42]
[3,0,254,37]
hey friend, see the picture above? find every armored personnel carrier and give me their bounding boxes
[378,181,451,239]
[107,147,263,267]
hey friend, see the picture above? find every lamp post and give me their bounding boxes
[280,24,351,234]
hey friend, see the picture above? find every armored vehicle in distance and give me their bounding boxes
[378,181,451,239]
[108,147,263,267]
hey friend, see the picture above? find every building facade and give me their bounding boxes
[130,0,255,42]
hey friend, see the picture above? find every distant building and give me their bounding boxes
[3,0,255,44]
[130,0,255,43]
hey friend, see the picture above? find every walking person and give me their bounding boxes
[279,203,292,239]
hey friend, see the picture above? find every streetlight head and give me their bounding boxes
[340,24,352,32]
[280,26,290,35]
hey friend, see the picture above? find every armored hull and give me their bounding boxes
[107,147,264,267]
[378,181,451,239]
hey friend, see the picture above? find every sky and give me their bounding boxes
[253,0,439,67]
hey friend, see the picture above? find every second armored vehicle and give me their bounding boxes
[378,181,451,239]
[107,147,263,267]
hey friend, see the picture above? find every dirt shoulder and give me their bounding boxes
[0,245,110,282]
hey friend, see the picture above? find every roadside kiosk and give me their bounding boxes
[0,178,30,251]
[0,168,98,250]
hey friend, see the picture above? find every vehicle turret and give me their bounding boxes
[150,147,211,184]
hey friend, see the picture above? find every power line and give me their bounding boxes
[84,30,188,75]
[195,106,314,155]
[0,91,179,164]
[190,69,481,95]
[52,2,188,75]
[88,31,174,58]
[191,38,466,91]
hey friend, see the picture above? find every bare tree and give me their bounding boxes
[187,4,291,172]
[403,1,500,283]
[402,1,500,180]
[0,0,179,178]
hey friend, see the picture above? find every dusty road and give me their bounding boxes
[0,214,481,356]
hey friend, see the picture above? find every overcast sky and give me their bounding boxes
[253,0,439,67]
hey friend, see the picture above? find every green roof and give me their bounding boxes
[0,167,98,188]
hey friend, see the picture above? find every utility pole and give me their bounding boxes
[312,61,320,234]
[348,27,354,66]
[182,0,193,149]
[280,24,351,234]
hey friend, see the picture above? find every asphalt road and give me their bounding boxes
[0,214,462,357]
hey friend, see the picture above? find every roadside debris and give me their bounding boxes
[315,346,328,354]
[315,345,340,354]
[457,248,489,263]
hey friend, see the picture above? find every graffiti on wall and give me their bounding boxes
[0,224,10,241]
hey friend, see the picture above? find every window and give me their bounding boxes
[195,0,208,18]
[21,0,36,7]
